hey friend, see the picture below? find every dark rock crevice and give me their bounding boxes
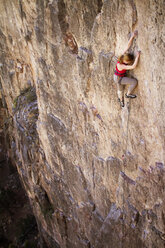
[18,0,26,19]
[0,103,40,247]
[57,0,69,35]
[97,0,103,14]
[128,0,138,29]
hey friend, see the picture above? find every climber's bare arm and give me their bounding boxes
[123,30,138,54]
[118,51,141,70]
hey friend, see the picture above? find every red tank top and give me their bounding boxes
[114,61,126,77]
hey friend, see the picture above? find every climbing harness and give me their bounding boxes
[115,62,126,77]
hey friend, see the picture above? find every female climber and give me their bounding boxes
[114,30,141,107]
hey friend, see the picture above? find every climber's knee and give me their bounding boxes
[127,78,138,95]
[133,78,138,86]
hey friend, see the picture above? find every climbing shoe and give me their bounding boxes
[118,98,124,107]
[125,93,137,99]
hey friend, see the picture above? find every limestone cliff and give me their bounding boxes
[0,0,165,247]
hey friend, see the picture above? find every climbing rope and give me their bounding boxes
[121,99,131,248]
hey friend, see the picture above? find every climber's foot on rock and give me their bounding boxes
[125,93,137,99]
[118,98,124,107]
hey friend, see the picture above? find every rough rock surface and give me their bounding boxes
[0,0,165,247]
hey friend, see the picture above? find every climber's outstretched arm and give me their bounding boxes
[123,30,138,54]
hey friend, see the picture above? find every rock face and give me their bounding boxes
[0,0,165,247]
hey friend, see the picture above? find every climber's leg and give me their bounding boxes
[114,75,124,107]
[117,82,124,107]
[114,75,124,99]
[120,77,138,98]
